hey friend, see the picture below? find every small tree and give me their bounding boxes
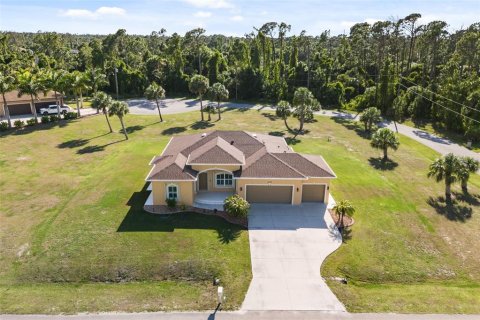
[207,82,229,121]
[91,91,113,133]
[224,194,250,218]
[189,75,209,121]
[332,200,355,229]
[145,82,166,122]
[427,153,461,203]
[292,87,320,133]
[71,71,91,117]
[360,107,382,132]
[370,128,400,161]
[0,71,15,128]
[109,101,130,140]
[458,157,479,193]
[276,100,292,132]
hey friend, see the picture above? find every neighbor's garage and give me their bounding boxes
[301,184,325,203]
[8,104,32,115]
[246,185,293,204]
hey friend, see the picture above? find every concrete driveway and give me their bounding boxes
[242,203,345,311]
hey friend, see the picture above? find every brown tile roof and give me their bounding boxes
[238,151,306,179]
[0,90,58,105]
[273,153,336,178]
[187,137,245,165]
[146,154,196,181]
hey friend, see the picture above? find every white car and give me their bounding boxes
[40,105,71,115]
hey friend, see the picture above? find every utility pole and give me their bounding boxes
[114,67,119,100]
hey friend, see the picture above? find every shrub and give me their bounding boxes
[26,118,37,126]
[41,115,50,124]
[0,122,8,131]
[64,112,78,120]
[49,115,59,122]
[14,120,24,128]
[224,194,250,218]
[166,198,177,208]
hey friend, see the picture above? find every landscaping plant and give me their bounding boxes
[224,194,250,218]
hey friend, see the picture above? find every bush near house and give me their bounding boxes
[26,118,36,126]
[0,122,8,131]
[13,120,24,128]
[166,198,177,208]
[49,115,60,122]
[41,116,50,124]
[224,194,250,218]
[64,112,78,120]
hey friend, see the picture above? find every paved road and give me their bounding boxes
[242,203,344,311]
[2,312,479,320]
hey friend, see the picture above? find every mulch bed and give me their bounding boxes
[144,204,248,228]
[328,208,354,228]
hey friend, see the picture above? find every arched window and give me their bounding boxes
[166,184,179,199]
[215,173,233,187]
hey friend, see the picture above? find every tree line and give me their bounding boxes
[1,15,479,138]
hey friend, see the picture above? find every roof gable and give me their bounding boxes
[186,136,245,165]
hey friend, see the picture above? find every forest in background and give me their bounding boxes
[1,14,480,138]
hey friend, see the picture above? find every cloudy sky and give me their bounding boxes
[0,0,479,36]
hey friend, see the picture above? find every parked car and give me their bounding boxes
[40,105,71,115]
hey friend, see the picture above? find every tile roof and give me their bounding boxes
[146,130,336,181]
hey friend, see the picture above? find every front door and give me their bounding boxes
[199,172,208,191]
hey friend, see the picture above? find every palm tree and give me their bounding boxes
[332,200,355,229]
[276,100,292,132]
[292,87,320,133]
[189,74,209,121]
[88,68,108,114]
[360,107,382,132]
[91,91,113,133]
[71,71,91,117]
[207,82,229,121]
[42,69,65,118]
[370,128,400,161]
[0,71,15,128]
[458,157,479,193]
[17,70,44,123]
[109,100,130,140]
[427,153,461,203]
[145,82,166,122]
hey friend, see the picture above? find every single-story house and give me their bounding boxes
[0,90,58,117]
[145,130,336,209]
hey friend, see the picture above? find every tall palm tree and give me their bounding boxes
[370,128,400,160]
[458,157,479,193]
[145,82,166,122]
[188,75,209,121]
[109,100,130,140]
[207,82,229,121]
[427,153,461,203]
[71,71,91,117]
[88,67,108,114]
[0,71,15,128]
[42,69,65,118]
[91,91,113,133]
[17,70,44,123]
[332,200,355,229]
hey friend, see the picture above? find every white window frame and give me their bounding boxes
[215,172,234,188]
[166,183,179,200]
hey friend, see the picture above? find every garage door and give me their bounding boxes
[246,185,293,204]
[302,185,325,203]
[8,104,32,115]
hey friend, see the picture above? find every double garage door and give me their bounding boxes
[245,184,325,204]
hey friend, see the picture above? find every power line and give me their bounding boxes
[397,83,480,125]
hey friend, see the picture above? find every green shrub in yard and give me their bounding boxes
[49,115,59,122]
[14,120,24,128]
[26,118,36,126]
[41,115,50,124]
[0,122,8,131]
[166,198,177,208]
[224,194,250,218]
[64,112,78,120]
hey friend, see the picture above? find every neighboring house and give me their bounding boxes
[145,130,336,210]
[0,90,57,117]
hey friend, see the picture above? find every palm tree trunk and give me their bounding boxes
[200,97,204,121]
[155,99,163,122]
[217,101,221,121]
[298,116,304,133]
[103,107,113,133]
[119,117,128,140]
[284,118,292,132]
[383,147,388,161]
[55,92,61,119]
[76,95,81,117]
[80,91,84,109]
[30,95,38,123]
[445,181,452,203]
[2,93,11,128]
[461,179,468,194]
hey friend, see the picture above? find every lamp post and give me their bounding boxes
[114,67,119,100]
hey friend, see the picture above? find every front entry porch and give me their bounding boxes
[193,191,234,211]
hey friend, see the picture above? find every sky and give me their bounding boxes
[0,0,479,36]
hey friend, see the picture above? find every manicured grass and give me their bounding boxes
[1,109,480,313]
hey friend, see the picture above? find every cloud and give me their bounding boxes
[183,0,233,9]
[230,15,243,21]
[60,6,126,19]
[194,11,212,18]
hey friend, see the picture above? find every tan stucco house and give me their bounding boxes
[0,90,57,117]
[144,130,336,209]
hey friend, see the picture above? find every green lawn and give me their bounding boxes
[1,109,480,313]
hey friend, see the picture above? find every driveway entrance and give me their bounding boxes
[242,203,345,311]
